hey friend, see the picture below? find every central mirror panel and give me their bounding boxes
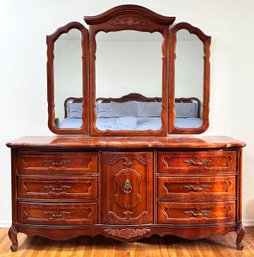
[95,31,163,131]
[174,29,203,129]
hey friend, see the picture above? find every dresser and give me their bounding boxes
[7,136,245,251]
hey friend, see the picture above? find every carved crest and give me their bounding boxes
[109,16,149,26]
[104,228,151,239]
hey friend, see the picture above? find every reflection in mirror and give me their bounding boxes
[95,31,163,131]
[174,29,203,129]
[54,29,83,129]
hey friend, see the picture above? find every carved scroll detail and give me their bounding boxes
[109,16,149,26]
[105,210,148,224]
[236,223,245,250]
[104,228,151,239]
[8,225,18,252]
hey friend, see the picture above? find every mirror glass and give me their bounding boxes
[54,29,83,129]
[174,29,203,129]
[95,31,163,131]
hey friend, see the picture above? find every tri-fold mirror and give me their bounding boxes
[47,5,211,136]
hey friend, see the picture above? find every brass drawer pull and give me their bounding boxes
[184,159,212,166]
[44,211,71,218]
[44,185,71,191]
[184,184,211,191]
[44,160,71,166]
[123,179,132,194]
[184,210,211,217]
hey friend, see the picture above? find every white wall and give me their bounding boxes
[1,0,254,227]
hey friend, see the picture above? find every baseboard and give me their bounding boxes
[243,220,254,227]
[0,221,11,228]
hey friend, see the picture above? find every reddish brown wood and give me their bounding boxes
[46,6,211,135]
[101,152,153,224]
[84,5,175,26]
[8,225,18,252]
[47,22,89,134]
[18,177,97,200]
[158,201,236,224]
[85,5,173,136]
[7,136,245,251]
[157,176,236,199]
[17,151,97,175]
[18,202,97,225]
[6,136,246,150]
[169,22,211,134]
[158,151,237,173]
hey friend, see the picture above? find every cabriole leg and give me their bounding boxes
[8,225,18,252]
[236,223,245,250]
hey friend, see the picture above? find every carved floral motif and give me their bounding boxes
[109,16,149,26]
[104,228,151,239]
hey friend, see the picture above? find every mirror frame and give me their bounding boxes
[169,22,211,134]
[47,22,89,134]
[84,5,175,136]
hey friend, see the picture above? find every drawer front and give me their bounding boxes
[158,151,236,173]
[18,177,97,199]
[17,151,97,174]
[18,202,97,225]
[157,176,236,199]
[158,201,235,224]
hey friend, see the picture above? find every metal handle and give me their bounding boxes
[123,179,132,194]
[44,185,71,191]
[44,211,71,218]
[44,160,71,166]
[184,159,211,166]
[184,210,211,217]
[184,184,211,191]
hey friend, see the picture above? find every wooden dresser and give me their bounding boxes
[7,136,245,251]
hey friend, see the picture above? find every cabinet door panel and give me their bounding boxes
[101,152,153,224]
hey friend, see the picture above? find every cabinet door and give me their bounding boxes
[101,152,153,224]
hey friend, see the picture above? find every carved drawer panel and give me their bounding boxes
[158,151,236,173]
[157,176,236,199]
[18,202,97,225]
[17,151,97,174]
[101,152,153,224]
[158,201,235,224]
[18,177,97,200]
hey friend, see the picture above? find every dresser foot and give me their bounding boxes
[8,225,18,252]
[236,223,245,250]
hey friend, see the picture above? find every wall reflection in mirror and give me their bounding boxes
[95,31,163,131]
[174,29,203,129]
[54,29,83,129]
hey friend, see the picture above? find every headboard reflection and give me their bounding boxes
[61,93,201,130]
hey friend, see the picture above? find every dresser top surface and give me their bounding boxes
[6,136,246,149]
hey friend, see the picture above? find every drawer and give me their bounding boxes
[157,176,236,199]
[18,202,97,225]
[158,201,235,224]
[158,151,236,173]
[18,177,97,200]
[17,151,97,174]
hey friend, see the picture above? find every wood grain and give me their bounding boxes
[1,227,254,256]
